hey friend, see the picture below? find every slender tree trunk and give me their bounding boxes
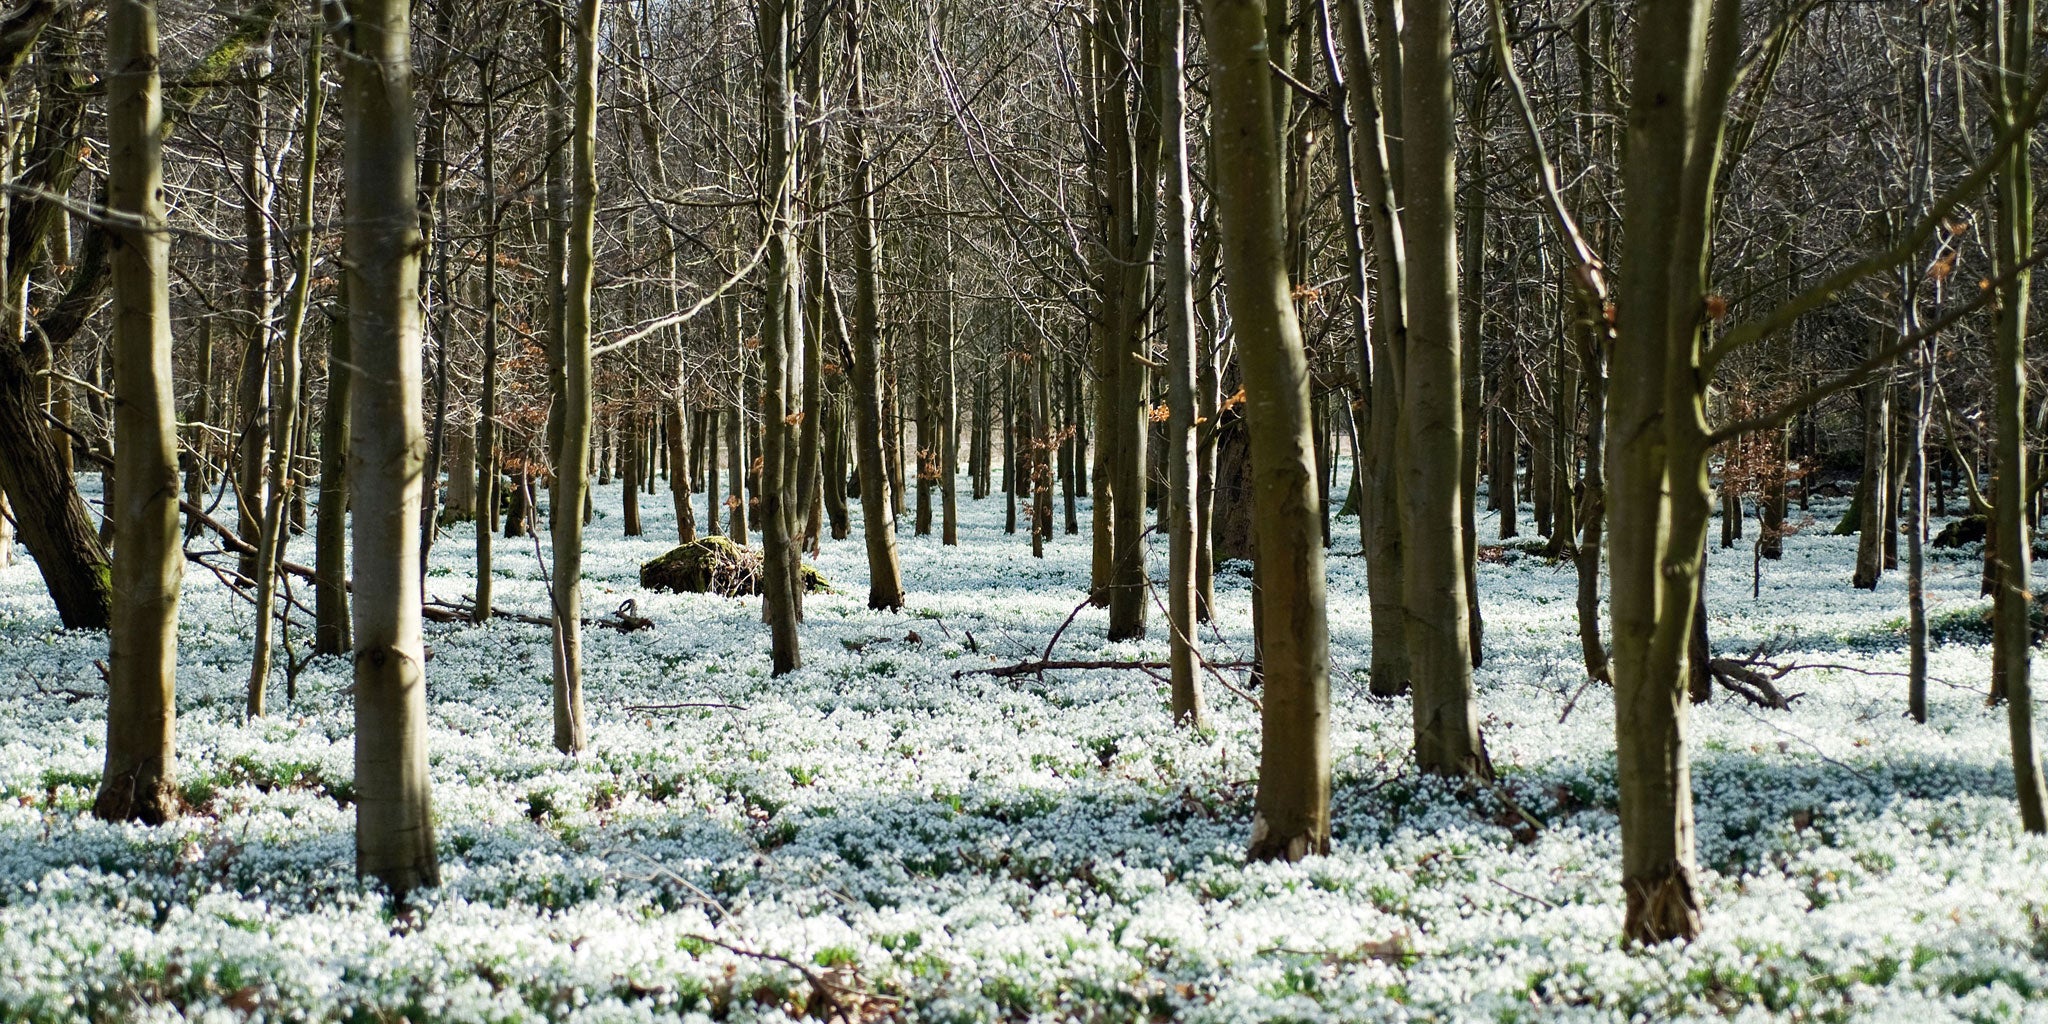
[1607,0,1737,944]
[757,0,802,672]
[844,0,903,610]
[316,282,351,654]
[1206,0,1331,862]
[1457,70,1494,665]
[1160,0,1202,726]
[248,22,323,715]
[1398,0,1485,776]
[1989,0,2047,832]
[472,53,500,624]
[94,0,181,824]
[549,0,601,755]
[1107,0,1158,641]
[342,0,439,899]
[1852,341,1889,589]
[1335,0,1410,695]
[235,41,275,582]
[666,395,695,542]
[185,316,213,540]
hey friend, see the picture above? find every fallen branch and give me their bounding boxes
[1708,656,1803,709]
[422,597,653,633]
[603,850,897,1023]
[623,701,748,712]
[956,657,1254,680]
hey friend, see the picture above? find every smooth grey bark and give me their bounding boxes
[342,0,438,899]
[757,0,802,673]
[94,0,182,824]
[550,0,601,755]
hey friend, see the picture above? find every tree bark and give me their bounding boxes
[1398,0,1485,776]
[1158,0,1201,726]
[94,0,182,824]
[843,0,904,611]
[1204,0,1331,862]
[550,0,601,754]
[316,283,351,654]
[757,0,802,673]
[1988,0,2047,832]
[248,17,323,716]
[341,0,439,898]
[1606,0,1736,944]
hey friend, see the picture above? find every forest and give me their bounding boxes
[0,0,2045,1019]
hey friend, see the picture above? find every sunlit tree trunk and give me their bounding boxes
[1606,0,1736,944]
[757,0,802,673]
[550,0,601,754]
[94,0,181,824]
[844,0,904,610]
[234,38,275,582]
[342,0,439,899]
[1398,0,1484,776]
[1205,0,1331,862]
[1158,0,1202,726]
[249,17,324,716]
[472,53,500,623]
[1987,0,2048,832]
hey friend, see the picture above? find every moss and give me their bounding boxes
[640,538,831,596]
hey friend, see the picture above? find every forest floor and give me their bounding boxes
[1,474,2045,1023]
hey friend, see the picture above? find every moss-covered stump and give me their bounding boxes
[1932,515,1987,549]
[640,537,832,596]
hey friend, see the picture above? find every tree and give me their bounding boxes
[1203,0,1331,863]
[1605,0,1736,945]
[1398,0,1485,778]
[844,0,905,612]
[552,0,601,752]
[1158,0,1203,727]
[94,0,182,825]
[341,0,439,898]
[249,12,326,716]
[1985,0,2048,832]
[757,0,802,673]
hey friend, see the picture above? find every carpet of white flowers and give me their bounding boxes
[2,473,2047,1024]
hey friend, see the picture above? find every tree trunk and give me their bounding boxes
[341,0,439,899]
[94,0,181,824]
[757,0,802,672]
[316,283,352,654]
[247,20,323,717]
[843,0,904,611]
[1399,0,1485,777]
[549,0,600,755]
[1606,0,1735,945]
[1989,0,2047,833]
[1852,347,1888,589]
[234,41,275,582]
[621,413,642,536]
[679,393,704,544]
[1333,0,1410,696]
[0,341,110,628]
[1205,0,1331,863]
[1158,0,1201,726]
[471,52,500,624]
